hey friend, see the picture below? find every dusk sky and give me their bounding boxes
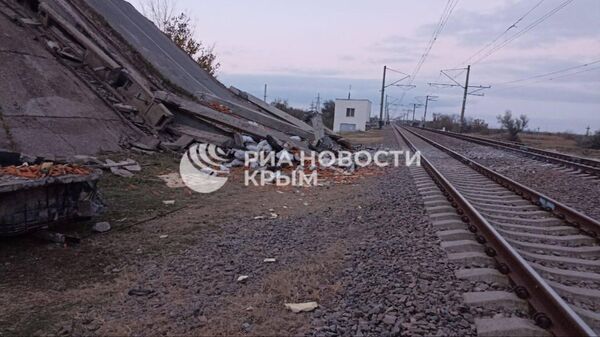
[132,0,600,133]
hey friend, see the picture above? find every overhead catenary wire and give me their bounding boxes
[401,0,460,104]
[470,0,574,66]
[459,0,547,67]
[495,59,600,86]
[491,64,600,92]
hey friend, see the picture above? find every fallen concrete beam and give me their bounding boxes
[39,2,120,69]
[229,86,314,132]
[154,91,309,151]
[198,92,313,140]
[167,124,231,147]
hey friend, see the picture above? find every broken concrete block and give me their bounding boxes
[285,302,319,313]
[132,135,161,151]
[144,103,174,130]
[113,103,138,113]
[93,222,111,233]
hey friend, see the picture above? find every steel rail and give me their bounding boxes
[405,127,600,238]
[419,127,600,176]
[392,124,596,337]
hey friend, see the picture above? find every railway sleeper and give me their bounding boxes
[531,262,600,284]
[506,238,600,258]
[482,214,564,226]
[471,202,540,212]
[490,222,580,236]
[455,268,509,286]
[437,229,476,242]
[497,228,596,247]
[547,280,600,310]
[474,318,551,337]
[441,240,485,254]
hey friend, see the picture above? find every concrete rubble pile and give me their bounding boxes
[0,0,350,159]
[0,0,355,235]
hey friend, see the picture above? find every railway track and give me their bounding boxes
[418,127,600,177]
[393,125,600,336]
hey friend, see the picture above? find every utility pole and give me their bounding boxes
[263,84,268,102]
[316,93,321,113]
[428,65,490,133]
[423,95,438,124]
[410,103,423,123]
[460,65,471,132]
[412,104,417,122]
[379,66,387,129]
[586,126,591,137]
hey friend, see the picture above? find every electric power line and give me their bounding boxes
[495,59,600,86]
[492,65,600,92]
[459,0,546,67]
[471,0,574,66]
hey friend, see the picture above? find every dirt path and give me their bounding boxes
[0,128,475,336]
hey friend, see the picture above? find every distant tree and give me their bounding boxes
[429,113,461,132]
[587,131,600,149]
[139,0,220,76]
[271,99,308,121]
[497,110,529,141]
[321,100,335,129]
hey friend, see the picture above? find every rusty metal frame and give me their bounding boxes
[393,125,596,337]
[421,127,600,176]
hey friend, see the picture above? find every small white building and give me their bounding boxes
[333,99,372,132]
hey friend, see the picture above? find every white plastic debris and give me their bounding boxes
[158,173,186,188]
[234,150,247,161]
[163,200,175,205]
[159,235,169,239]
[93,222,111,233]
[290,136,302,141]
[285,302,319,313]
[237,275,249,283]
[263,258,277,263]
[242,135,256,144]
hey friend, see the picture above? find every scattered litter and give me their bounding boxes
[128,289,155,297]
[270,213,279,219]
[105,159,140,177]
[93,222,111,233]
[159,235,169,239]
[158,173,186,188]
[237,275,249,283]
[253,215,267,220]
[263,258,277,263]
[285,302,319,313]
[162,200,176,205]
